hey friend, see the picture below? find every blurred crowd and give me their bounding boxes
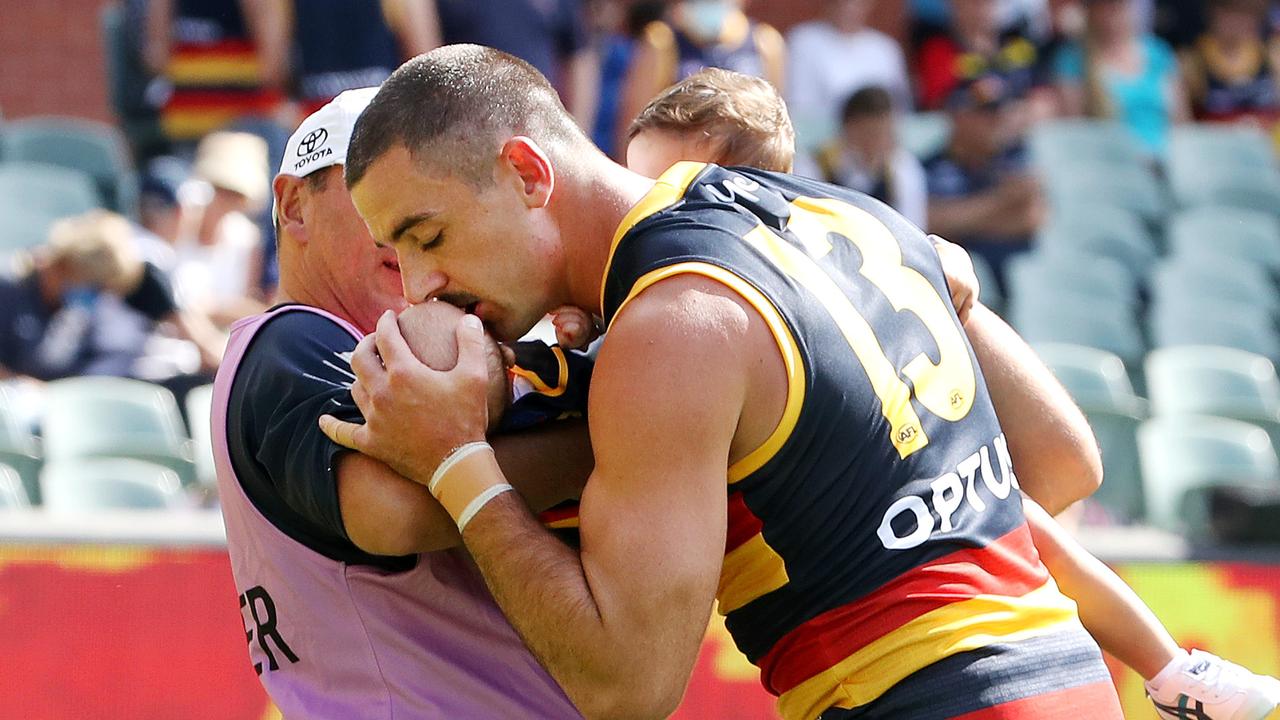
[4,0,1280,408]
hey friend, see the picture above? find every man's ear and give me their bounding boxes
[273,174,308,244]
[499,136,554,209]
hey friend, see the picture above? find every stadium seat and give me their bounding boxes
[0,162,102,220]
[898,112,951,160]
[1151,257,1280,317]
[0,463,31,509]
[1042,162,1167,223]
[42,377,195,486]
[185,384,215,487]
[1007,252,1140,314]
[1010,291,1147,368]
[969,251,1003,315]
[1029,119,1148,170]
[0,117,138,216]
[1146,346,1280,449]
[1032,343,1146,522]
[1138,415,1280,534]
[1168,160,1280,213]
[1148,298,1280,362]
[40,458,186,511]
[1034,205,1159,280]
[1166,206,1280,273]
[0,384,42,504]
[1168,125,1275,174]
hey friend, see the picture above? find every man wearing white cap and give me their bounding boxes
[210,88,586,719]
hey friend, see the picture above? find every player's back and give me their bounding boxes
[601,162,1122,720]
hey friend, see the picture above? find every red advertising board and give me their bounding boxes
[2,544,1279,719]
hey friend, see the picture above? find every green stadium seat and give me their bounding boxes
[40,458,186,511]
[1035,206,1159,280]
[1151,257,1280,317]
[898,112,951,160]
[1032,343,1143,411]
[1088,408,1147,523]
[185,384,215,487]
[1010,291,1146,368]
[0,463,31,509]
[43,377,195,486]
[1138,415,1280,534]
[1029,119,1148,170]
[0,117,138,216]
[1042,163,1168,223]
[0,384,42,504]
[1146,346,1280,450]
[0,162,102,220]
[1168,125,1275,173]
[1169,160,1280,212]
[969,251,1003,315]
[1148,298,1280,362]
[1166,206,1280,273]
[1007,252,1139,314]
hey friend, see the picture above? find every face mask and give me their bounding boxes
[685,0,731,41]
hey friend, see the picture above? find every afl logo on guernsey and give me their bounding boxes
[293,128,333,170]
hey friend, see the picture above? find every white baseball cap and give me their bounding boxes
[278,86,379,179]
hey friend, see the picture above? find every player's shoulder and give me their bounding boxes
[240,305,361,377]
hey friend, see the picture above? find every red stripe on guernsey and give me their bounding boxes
[949,680,1124,720]
[537,504,580,525]
[759,524,1048,695]
[172,40,258,58]
[726,492,763,553]
[164,90,285,111]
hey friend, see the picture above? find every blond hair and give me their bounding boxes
[43,210,143,293]
[628,68,795,172]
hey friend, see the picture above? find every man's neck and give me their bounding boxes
[275,245,366,333]
[557,158,656,317]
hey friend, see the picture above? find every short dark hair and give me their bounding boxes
[345,45,587,189]
[841,87,894,124]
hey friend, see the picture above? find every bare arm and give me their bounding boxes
[241,0,291,90]
[339,419,592,556]
[1024,497,1178,679]
[567,48,601,132]
[143,0,175,76]
[384,0,441,57]
[615,28,668,155]
[928,178,1043,241]
[964,303,1103,513]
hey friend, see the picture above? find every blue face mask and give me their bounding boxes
[62,285,99,309]
[685,0,731,41]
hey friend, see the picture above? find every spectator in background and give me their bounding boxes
[924,75,1044,290]
[787,0,911,150]
[795,87,928,229]
[436,0,597,129]
[1180,0,1280,129]
[587,0,668,158]
[1053,0,1189,156]
[170,132,270,326]
[259,0,440,118]
[617,0,785,150]
[143,0,287,147]
[915,0,1051,112]
[0,211,224,384]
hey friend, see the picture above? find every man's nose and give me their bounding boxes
[401,267,448,304]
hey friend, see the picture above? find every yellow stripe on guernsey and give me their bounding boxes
[718,531,790,614]
[777,581,1082,720]
[167,55,265,86]
[509,346,570,398]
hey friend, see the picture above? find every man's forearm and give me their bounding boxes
[966,304,1102,513]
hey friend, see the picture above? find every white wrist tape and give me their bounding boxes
[428,441,493,494]
[456,483,515,532]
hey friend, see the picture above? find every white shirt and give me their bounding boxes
[786,22,911,149]
[172,210,259,312]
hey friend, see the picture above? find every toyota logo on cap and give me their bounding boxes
[298,128,329,156]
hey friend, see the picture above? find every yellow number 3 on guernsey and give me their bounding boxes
[743,197,976,459]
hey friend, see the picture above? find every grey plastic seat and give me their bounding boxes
[1167,206,1280,273]
[0,117,138,216]
[1011,292,1147,368]
[1033,343,1143,412]
[43,377,195,486]
[1151,257,1280,317]
[1168,125,1275,173]
[1146,346,1280,451]
[40,458,185,511]
[898,112,952,159]
[185,384,216,487]
[1169,161,1280,213]
[1043,162,1167,222]
[1034,206,1159,280]
[0,464,31,508]
[969,251,1003,315]
[1087,408,1147,523]
[1007,252,1140,314]
[1138,415,1280,534]
[0,384,42,504]
[1148,298,1280,362]
[1030,119,1149,170]
[0,162,102,221]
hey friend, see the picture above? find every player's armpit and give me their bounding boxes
[461,275,760,720]
[338,421,593,556]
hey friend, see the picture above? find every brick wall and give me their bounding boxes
[0,0,115,123]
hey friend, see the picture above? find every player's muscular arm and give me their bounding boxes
[963,303,1102,513]
[338,421,592,556]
